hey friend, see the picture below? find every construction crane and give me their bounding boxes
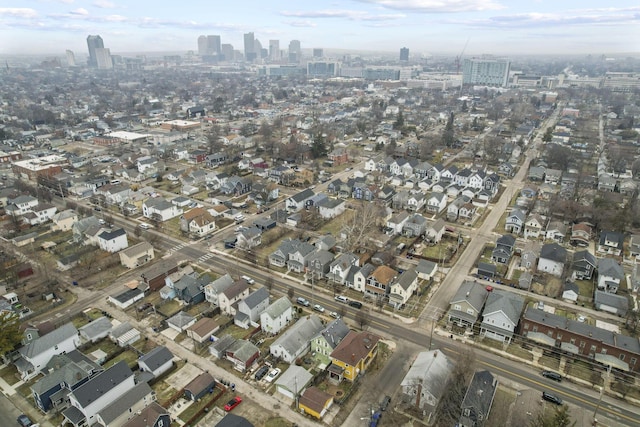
[455,38,470,74]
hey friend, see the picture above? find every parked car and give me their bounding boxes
[349,301,363,309]
[380,395,391,411]
[17,415,34,427]
[241,275,255,284]
[542,391,563,405]
[224,396,242,411]
[329,311,340,319]
[265,368,281,383]
[296,297,310,307]
[541,370,562,382]
[255,365,269,381]
[334,295,349,304]
[313,304,325,313]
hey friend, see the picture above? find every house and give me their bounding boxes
[219,279,250,316]
[311,318,350,365]
[142,198,182,222]
[306,250,334,280]
[167,311,197,333]
[597,231,624,256]
[119,242,155,269]
[260,296,294,335]
[562,281,580,303]
[317,197,346,219]
[571,250,597,280]
[274,365,313,400]
[426,218,446,244]
[365,265,397,300]
[94,381,157,427]
[327,252,358,284]
[447,281,488,329]
[63,361,135,427]
[180,207,216,237]
[140,260,178,292]
[524,213,546,239]
[51,209,78,231]
[186,317,220,343]
[97,227,128,253]
[15,323,79,381]
[629,235,640,259]
[269,315,324,363]
[225,340,260,372]
[400,350,453,413]
[402,213,428,238]
[204,273,235,304]
[545,221,567,243]
[597,258,624,294]
[491,234,515,264]
[138,346,174,378]
[286,188,315,212]
[479,290,525,344]
[299,387,334,420]
[329,331,380,382]
[594,291,629,317]
[79,316,112,343]
[520,306,640,372]
[537,243,567,277]
[389,269,418,308]
[235,287,269,328]
[121,402,170,427]
[458,370,498,427]
[416,259,438,281]
[505,209,525,234]
[528,165,545,182]
[570,222,592,247]
[447,195,469,221]
[110,322,141,347]
[477,262,497,280]
[108,287,145,309]
[184,372,216,401]
[425,192,447,213]
[235,226,262,251]
[520,241,541,270]
[353,263,375,293]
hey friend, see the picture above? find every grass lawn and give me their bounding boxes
[81,338,120,358]
[157,300,183,317]
[221,324,253,340]
[104,349,140,369]
[318,210,349,236]
[575,279,594,298]
[178,389,222,422]
[565,360,603,385]
[538,355,560,370]
[506,344,534,361]
[264,418,291,427]
[0,365,20,386]
[154,382,178,406]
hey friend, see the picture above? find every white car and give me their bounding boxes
[241,275,255,285]
[265,368,281,383]
[329,311,340,319]
[313,304,325,313]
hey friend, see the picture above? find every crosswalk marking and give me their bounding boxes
[198,253,215,263]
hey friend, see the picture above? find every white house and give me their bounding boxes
[317,198,346,219]
[479,290,525,344]
[269,315,324,363]
[97,228,128,253]
[597,258,624,294]
[138,346,174,378]
[537,243,567,277]
[261,296,294,335]
[401,350,453,413]
[16,323,80,381]
[425,192,447,214]
[142,198,182,221]
[389,269,418,308]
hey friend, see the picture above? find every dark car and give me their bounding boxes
[349,301,363,309]
[380,395,391,411]
[542,391,563,405]
[17,414,34,427]
[541,370,562,382]
[255,365,269,381]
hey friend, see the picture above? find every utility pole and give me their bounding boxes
[592,364,611,425]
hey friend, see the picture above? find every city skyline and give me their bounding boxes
[1,1,639,56]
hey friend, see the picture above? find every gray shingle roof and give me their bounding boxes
[482,290,525,324]
[71,361,133,409]
[450,281,488,312]
[242,287,269,310]
[271,315,324,356]
[317,318,350,350]
[98,382,152,425]
[139,346,173,372]
[20,323,77,359]
[263,296,292,319]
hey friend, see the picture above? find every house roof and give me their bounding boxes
[459,370,498,425]
[599,231,624,248]
[120,241,153,258]
[450,281,488,312]
[290,188,315,203]
[71,361,133,409]
[299,386,333,414]
[594,291,629,314]
[271,315,324,356]
[394,268,418,291]
[330,331,380,365]
[167,311,196,329]
[241,287,269,310]
[572,250,596,266]
[139,346,173,371]
[496,234,515,248]
[274,365,313,392]
[121,402,168,427]
[400,350,452,402]
[482,290,525,324]
[597,258,624,280]
[78,316,112,339]
[98,382,153,425]
[263,296,292,319]
[19,322,77,359]
[316,318,350,350]
[540,243,567,263]
[98,227,127,241]
[371,265,398,285]
[184,372,216,395]
[110,321,134,339]
[222,280,250,300]
[226,339,259,363]
[416,259,438,275]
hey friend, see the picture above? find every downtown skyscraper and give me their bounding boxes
[86,35,104,68]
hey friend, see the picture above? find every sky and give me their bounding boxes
[1,0,639,57]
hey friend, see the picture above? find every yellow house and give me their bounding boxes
[329,331,380,382]
[298,386,333,420]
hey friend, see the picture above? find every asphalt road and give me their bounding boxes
[0,394,22,427]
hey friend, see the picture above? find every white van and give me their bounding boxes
[334,295,349,304]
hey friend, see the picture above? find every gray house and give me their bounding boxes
[269,315,324,363]
[594,291,629,317]
[458,370,498,427]
[479,290,525,344]
[401,350,453,414]
[235,287,270,328]
[447,281,489,329]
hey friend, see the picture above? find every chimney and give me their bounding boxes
[434,350,438,358]
[416,382,422,409]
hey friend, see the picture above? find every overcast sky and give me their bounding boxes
[1,0,639,56]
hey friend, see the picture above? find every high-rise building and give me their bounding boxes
[307,61,340,77]
[269,40,280,61]
[66,50,76,67]
[207,35,221,55]
[288,40,301,63]
[244,32,256,62]
[86,35,104,68]
[400,47,409,62]
[221,44,234,61]
[462,58,511,87]
[95,47,113,69]
[197,35,208,55]
[313,48,323,58]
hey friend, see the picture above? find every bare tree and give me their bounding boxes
[341,202,384,252]
[264,275,274,293]
[435,348,476,427]
[355,309,371,330]
[287,286,295,300]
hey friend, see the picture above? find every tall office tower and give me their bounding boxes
[95,47,113,69]
[243,32,256,61]
[462,58,511,87]
[198,36,208,55]
[399,47,409,62]
[86,35,104,67]
[221,44,234,61]
[254,39,264,59]
[207,35,221,55]
[269,40,280,61]
[66,50,76,67]
[288,40,301,62]
[313,48,323,58]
